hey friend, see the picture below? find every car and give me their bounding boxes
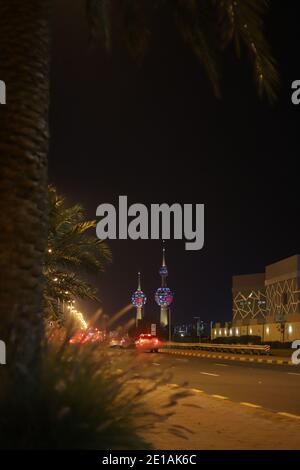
[109,337,126,348]
[69,328,105,345]
[135,334,161,353]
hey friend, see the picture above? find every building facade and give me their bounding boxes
[211,255,300,342]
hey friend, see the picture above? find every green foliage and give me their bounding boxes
[86,0,278,101]
[211,335,262,345]
[0,342,163,449]
[216,0,279,101]
[44,186,112,321]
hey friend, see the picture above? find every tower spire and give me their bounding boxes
[162,242,166,267]
[131,272,147,327]
[159,241,168,286]
[155,242,173,329]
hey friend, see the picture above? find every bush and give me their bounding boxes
[262,341,292,349]
[0,339,175,450]
[211,335,261,345]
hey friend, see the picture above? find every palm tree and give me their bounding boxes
[45,186,111,323]
[0,0,278,372]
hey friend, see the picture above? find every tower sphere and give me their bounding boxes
[131,272,147,307]
[159,265,168,277]
[155,286,173,307]
[131,290,147,308]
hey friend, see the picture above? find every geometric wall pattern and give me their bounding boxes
[266,278,300,321]
[233,290,267,322]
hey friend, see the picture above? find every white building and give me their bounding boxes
[211,255,300,343]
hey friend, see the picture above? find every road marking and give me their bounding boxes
[240,402,261,408]
[211,394,228,400]
[191,388,204,393]
[214,363,229,367]
[278,412,300,420]
[288,372,300,376]
[152,362,160,366]
[200,372,219,377]
[175,358,189,362]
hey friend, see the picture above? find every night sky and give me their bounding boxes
[49,1,300,327]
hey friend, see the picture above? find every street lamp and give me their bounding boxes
[193,316,201,343]
[169,307,172,342]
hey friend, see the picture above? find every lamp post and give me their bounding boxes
[169,308,172,342]
[193,316,201,343]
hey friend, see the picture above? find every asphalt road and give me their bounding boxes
[112,349,300,416]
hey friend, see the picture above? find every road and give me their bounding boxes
[112,348,300,416]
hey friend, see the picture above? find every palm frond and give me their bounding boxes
[86,0,112,49]
[174,0,221,97]
[85,0,279,101]
[216,0,279,101]
[117,0,153,60]
[45,186,112,321]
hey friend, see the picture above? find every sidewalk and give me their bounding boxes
[141,384,300,450]
[159,348,295,365]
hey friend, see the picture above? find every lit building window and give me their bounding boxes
[214,330,216,336]
[224,329,227,336]
[288,325,293,334]
[249,328,253,335]
[236,328,239,335]
[266,326,270,334]
[229,328,233,336]
[219,329,222,336]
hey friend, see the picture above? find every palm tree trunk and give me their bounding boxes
[0,0,51,374]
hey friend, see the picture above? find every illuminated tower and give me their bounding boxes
[131,272,147,327]
[155,245,174,327]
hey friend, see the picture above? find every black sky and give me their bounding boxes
[49,0,300,326]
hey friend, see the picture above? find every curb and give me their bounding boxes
[166,384,300,423]
[159,348,295,366]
